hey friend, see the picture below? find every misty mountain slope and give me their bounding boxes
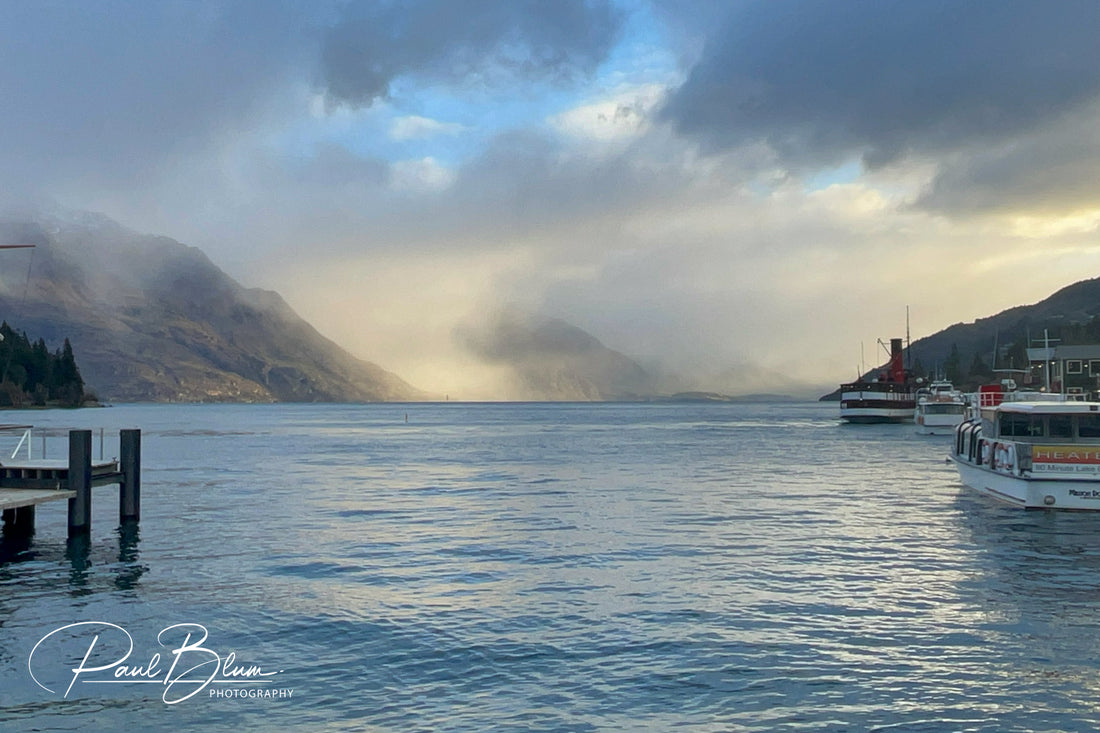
[459,309,661,400]
[0,212,424,402]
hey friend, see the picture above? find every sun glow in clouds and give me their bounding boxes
[550,84,667,142]
[5,2,1100,398]
[1009,210,1100,238]
[389,115,467,141]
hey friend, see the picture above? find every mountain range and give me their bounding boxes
[0,212,424,402]
[3,209,1099,404]
[456,309,662,401]
[830,277,1100,394]
[0,209,676,403]
[906,278,1100,372]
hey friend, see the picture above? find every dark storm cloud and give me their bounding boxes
[319,0,625,107]
[914,111,1100,216]
[661,0,1100,169]
[0,0,314,199]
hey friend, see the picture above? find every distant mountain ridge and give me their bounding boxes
[0,211,425,402]
[907,277,1100,373]
[22,210,1096,405]
[457,309,662,400]
[824,276,1100,398]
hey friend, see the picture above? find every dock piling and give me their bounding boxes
[67,430,92,536]
[1,427,142,541]
[120,429,141,522]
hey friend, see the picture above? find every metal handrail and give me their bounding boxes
[0,424,35,461]
[9,427,32,461]
[0,425,110,462]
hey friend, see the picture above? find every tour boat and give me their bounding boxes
[949,384,1100,509]
[838,338,918,423]
[914,380,968,435]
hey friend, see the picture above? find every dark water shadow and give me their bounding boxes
[0,519,148,595]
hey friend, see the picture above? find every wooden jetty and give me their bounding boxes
[0,428,140,537]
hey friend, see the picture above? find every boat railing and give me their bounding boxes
[977,390,1004,408]
[973,389,1092,408]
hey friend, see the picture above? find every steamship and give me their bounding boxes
[838,338,918,423]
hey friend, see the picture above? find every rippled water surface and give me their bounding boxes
[3,402,1100,731]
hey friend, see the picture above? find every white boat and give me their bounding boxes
[839,338,917,423]
[949,386,1100,510]
[914,380,968,435]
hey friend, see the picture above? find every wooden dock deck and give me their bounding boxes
[0,487,77,511]
[0,429,140,537]
[0,458,122,490]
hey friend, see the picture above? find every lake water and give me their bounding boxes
[2,401,1100,731]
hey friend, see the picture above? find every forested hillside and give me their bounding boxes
[0,321,87,407]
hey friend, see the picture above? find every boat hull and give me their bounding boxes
[839,387,917,424]
[915,418,962,435]
[915,415,966,435]
[949,455,1100,510]
[841,406,915,423]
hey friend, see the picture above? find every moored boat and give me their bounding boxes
[839,338,917,423]
[914,380,968,435]
[949,387,1100,509]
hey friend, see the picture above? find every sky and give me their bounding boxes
[3,0,1100,398]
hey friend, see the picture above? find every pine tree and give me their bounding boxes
[0,323,87,407]
[51,339,85,405]
[944,343,962,382]
[969,352,991,381]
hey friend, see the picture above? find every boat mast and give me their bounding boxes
[1029,328,1060,393]
[905,305,911,373]
[1044,329,1052,393]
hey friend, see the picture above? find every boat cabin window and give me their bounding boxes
[1049,414,1074,439]
[998,412,1040,438]
[1079,414,1100,438]
[998,412,1100,440]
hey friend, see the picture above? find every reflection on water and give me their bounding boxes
[114,521,146,591]
[2,402,1100,731]
[0,524,34,561]
[0,518,147,596]
[953,491,1100,629]
[64,533,92,593]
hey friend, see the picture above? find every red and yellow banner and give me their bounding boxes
[1033,445,1100,464]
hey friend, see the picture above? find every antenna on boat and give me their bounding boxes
[1027,328,1061,393]
[1045,329,1052,393]
[905,305,911,372]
